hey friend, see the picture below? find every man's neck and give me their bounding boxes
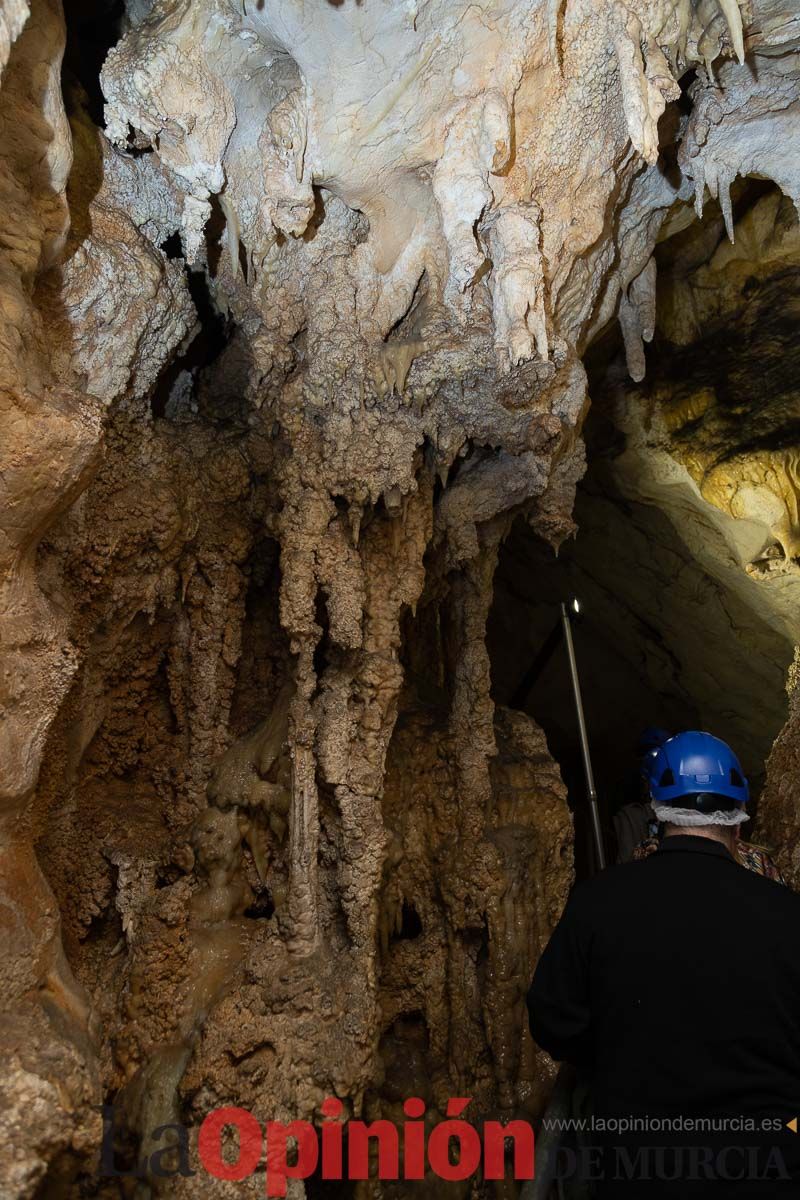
[663,824,738,855]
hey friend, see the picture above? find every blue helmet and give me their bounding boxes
[645,731,749,808]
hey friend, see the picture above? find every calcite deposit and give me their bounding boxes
[1,0,799,1195]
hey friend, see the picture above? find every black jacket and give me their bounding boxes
[527,835,800,1196]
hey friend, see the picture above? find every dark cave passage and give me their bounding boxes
[490,181,800,878]
[489,400,792,876]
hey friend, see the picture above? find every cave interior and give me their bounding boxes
[2,0,800,1196]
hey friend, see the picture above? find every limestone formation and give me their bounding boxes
[1,0,799,1195]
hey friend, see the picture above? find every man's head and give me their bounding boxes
[645,731,750,850]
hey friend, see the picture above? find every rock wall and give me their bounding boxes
[593,179,800,802]
[494,180,799,816]
[1,0,799,1195]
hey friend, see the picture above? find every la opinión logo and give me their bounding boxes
[101,1097,535,1194]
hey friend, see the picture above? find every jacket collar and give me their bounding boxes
[656,834,737,863]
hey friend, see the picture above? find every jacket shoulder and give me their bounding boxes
[564,859,652,912]
[728,860,800,905]
[569,853,800,912]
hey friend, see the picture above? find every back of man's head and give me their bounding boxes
[645,731,750,847]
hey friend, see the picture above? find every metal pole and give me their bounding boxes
[561,602,606,872]
[519,1063,576,1200]
[523,603,606,1200]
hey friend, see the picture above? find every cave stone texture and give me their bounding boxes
[1,0,799,1195]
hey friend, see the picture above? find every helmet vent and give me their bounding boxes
[659,768,675,787]
[730,768,744,787]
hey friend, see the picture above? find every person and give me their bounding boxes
[612,726,672,862]
[632,825,785,881]
[620,728,785,882]
[527,731,800,1197]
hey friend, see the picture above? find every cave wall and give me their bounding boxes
[490,444,792,816]
[611,180,800,872]
[1,0,799,1195]
[490,179,800,860]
